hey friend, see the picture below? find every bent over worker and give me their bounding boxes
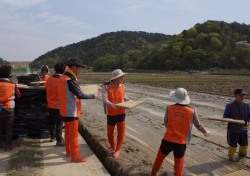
[102,69,129,157]
[46,62,66,146]
[58,59,98,162]
[151,88,210,176]
[223,88,250,161]
[0,65,21,150]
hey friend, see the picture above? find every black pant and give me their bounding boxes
[0,108,14,144]
[227,130,248,147]
[160,139,186,158]
[107,114,126,126]
[48,108,63,142]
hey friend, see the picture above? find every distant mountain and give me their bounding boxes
[138,20,250,70]
[30,21,250,71]
[30,31,169,71]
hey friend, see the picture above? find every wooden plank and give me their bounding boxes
[207,117,245,124]
[28,86,46,89]
[80,85,99,94]
[30,81,46,85]
[115,100,143,109]
[192,131,228,148]
[17,84,29,88]
[224,169,250,175]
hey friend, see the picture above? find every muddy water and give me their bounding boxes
[82,83,250,175]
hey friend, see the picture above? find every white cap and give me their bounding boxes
[110,69,127,80]
[169,88,190,105]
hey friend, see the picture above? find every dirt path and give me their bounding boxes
[81,83,250,175]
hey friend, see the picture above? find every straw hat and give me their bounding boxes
[110,69,127,80]
[169,88,190,105]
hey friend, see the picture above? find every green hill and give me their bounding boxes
[30,31,169,71]
[138,20,250,70]
[30,21,250,71]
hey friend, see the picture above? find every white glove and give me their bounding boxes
[94,92,101,99]
[204,131,210,137]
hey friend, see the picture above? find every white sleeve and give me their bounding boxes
[124,85,130,101]
[193,110,208,134]
[101,85,113,106]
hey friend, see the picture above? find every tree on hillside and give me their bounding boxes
[0,58,9,65]
[139,20,250,70]
[30,31,168,70]
[30,21,250,71]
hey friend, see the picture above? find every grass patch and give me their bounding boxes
[211,68,250,75]
[7,139,43,176]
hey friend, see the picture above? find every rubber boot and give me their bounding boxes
[151,149,166,176]
[107,124,116,152]
[239,145,248,158]
[228,147,239,161]
[174,157,184,176]
[113,121,125,157]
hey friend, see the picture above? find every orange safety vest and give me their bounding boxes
[0,80,15,109]
[46,75,60,109]
[164,105,194,144]
[40,75,50,86]
[58,74,81,117]
[105,83,126,116]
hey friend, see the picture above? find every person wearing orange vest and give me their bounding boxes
[0,65,21,151]
[46,62,66,146]
[58,59,98,163]
[102,69,129,157]
[39,65,50,86]
[151,88,210,176]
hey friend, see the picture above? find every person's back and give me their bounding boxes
[164,104,194,145]
[46,75,61,109]
[151,88,209,176]
[0,65,21,150]
[45,63,66,146]
[0,79,15,109]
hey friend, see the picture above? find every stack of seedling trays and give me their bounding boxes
[17,74,39,85]
[14,75,49,139]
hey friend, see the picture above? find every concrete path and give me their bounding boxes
[0,151,8,176]
[41,133,110,176]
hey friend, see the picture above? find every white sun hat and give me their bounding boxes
[110,69,127,80]
[169,88,190,105]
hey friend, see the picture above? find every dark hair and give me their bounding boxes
[65,59,86,68]
[0,65,12,78]
[54,62,66,74]
[234,88,247,95]
[41,65,49,72]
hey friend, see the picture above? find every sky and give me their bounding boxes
[1,0,250,61]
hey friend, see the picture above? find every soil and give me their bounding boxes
[81,83,250,175]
